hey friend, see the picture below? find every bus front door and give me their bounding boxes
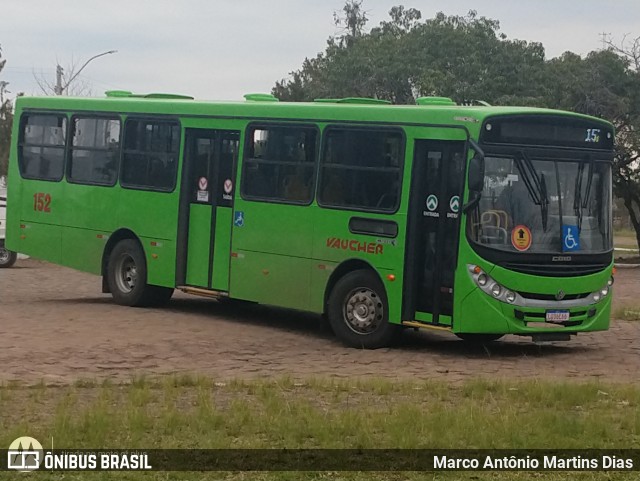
[404,139,466,326]
[177,129,239,291]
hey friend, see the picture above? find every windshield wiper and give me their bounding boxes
[582,158,594,209]
[574,158,594,233]
[574,162,584,232]
[540,173,549,232]
[514,152,540,205]
[514,151,549,231]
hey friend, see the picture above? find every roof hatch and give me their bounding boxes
[416,96,456,106]
[314,97,391,105]
[105,90,194,100]
[244,93,279,102]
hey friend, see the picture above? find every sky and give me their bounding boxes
[2,0,639,102]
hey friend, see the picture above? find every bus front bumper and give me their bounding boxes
[455,286,612,337]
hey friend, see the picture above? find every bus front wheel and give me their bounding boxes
[327,269,398,349]
[0,241,17,268]
[107,239,173,307]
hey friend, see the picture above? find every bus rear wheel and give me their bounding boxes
[107,239,173,307]
[327,270,398,349]
[0,241,17,268]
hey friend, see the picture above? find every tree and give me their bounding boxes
[543,46,640,250]
[0,45,13,177]
[274,1,640,249]
[333,0,369,47]
[605,37,640,251]
[273,6,546,105]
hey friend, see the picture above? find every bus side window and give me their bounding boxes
[241,125,316,204]
[69,117,120,186]
[318,127,403,212]
[121,120,179,191]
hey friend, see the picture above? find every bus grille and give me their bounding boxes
[501,262,609,277]
[516,291,590,301]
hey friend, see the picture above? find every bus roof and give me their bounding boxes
[14,93,614,130]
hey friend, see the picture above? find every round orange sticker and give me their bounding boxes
[511,225,532,251]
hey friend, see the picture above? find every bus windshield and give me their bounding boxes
[469,155,612,254]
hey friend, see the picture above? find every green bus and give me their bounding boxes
[5,92,615,348]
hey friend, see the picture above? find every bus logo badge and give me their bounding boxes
[556,290,566,301]
[8,436,43,471]
[449,196,459,213]
[426,195,438,212]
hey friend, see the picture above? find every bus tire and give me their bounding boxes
[107,239,173,307]
[455,333,503,343]
[327,269,398,349]
[0,242,17,268]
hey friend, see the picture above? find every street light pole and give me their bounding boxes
[56,50,117,95]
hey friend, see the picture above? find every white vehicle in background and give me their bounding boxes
[0,176,17,268]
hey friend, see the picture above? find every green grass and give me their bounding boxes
[0,376,638,480]
[613,228,638,238]
[614,307,640,321]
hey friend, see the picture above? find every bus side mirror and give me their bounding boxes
[463,140,485,213]
[468,155,484,193]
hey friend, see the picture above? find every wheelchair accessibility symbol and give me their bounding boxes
[234,211,245,227]
[562,225,580,252]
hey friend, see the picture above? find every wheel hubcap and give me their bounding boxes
[115,254,137,293]
[0,249,9,263]
[344,288,383,334]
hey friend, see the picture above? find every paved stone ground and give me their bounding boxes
[0,260,638,385]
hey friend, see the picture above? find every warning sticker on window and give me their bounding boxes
[511,225,532,251]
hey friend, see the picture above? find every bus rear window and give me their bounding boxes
[19,114,67,181]
[121,119,179,191]
[318,128,403,212]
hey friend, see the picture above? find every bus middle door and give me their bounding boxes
[404,139,466,326]
[177,129,239,291]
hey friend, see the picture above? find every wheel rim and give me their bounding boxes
[114,254,138,293]
[343,287,384,334]
[0,248,9,264]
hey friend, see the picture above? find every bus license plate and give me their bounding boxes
[546,310,570,323]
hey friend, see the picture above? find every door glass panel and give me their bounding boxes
[411,140,465,320]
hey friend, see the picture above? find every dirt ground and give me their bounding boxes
[0,260,638,385]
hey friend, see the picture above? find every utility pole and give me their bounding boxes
[55,50,117,95]
[55,65,63,95]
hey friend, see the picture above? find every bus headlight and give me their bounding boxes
[607,277,614,286]
[467,265,519,306]
[600,287,609,297]
[592,293,601,302]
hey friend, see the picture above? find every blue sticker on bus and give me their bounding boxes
[234,211,245,227]
[562,225,579,252]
